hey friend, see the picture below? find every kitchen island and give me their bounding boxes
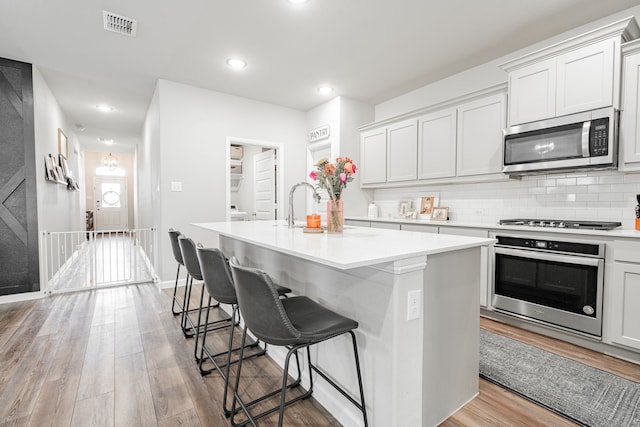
[193,220,494,427]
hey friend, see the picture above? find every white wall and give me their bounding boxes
[151,79,307,281]
[370,6,640,229]
[306,96,374,217]
[33,67,84,235]
[338,97,375,216]
[32,67,85,290]
[139,85,161,232]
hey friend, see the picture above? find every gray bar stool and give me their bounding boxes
[168,229,190,316]
[196,246,291,416]
[177,236,227,345]
[228,258,368,427]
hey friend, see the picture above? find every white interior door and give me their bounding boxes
[94,176,128,230]
[253,149,276,220]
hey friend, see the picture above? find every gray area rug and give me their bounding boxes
[480,329,640,427]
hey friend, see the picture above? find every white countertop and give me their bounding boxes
[347,216,640,239]
[193,220,494,270]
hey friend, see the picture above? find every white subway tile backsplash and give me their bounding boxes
[371,169,640,225]
[623,174,640,183]
[537,179,556,187]
[598,174,624,185]
[576,193,599,202]
[586,201,611,208]
[556,178,577,186]
[598,193,623,202]
[587,184,611,193]
[576,177,598,185]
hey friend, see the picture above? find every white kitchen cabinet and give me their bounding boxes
[620,39,640,171]
[387,119,418,182]
[456,93,506,177]
[370,221,401,230]
[507,58,557,125]
[360,127,387,184]
[360,120,417,185]
[345,219,370,227]
[400,223,439,234]
[439,227,490,307]
[417,108,457,180]
[360,85,507,187]
[501,18,639,126]
[609,240,640,350]
[556,39,615,117]
[505,41,614,125]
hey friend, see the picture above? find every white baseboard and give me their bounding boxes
[0,290,45,305]
[158,280,176,289]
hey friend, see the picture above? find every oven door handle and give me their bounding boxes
[495,246,601,267]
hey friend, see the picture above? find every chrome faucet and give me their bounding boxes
[288,182,321,228]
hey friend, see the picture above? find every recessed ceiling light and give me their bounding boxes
[226,58,247,70]
[98,137,114,145]
[96,104,114,113]
[317,85,334,95]
[287,0,309,4]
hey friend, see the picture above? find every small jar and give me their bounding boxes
[368,202,378,219]
[306,214,321,228]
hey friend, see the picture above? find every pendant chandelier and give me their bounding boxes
[103,152,118,170]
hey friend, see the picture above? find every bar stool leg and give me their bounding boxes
[181,276,194,337]
[230,327,259,427]
[171,264,183,315]
[350,331,369,427]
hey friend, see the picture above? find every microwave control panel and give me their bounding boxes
[590,118,609,156]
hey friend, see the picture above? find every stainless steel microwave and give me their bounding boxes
[503,108,618,174]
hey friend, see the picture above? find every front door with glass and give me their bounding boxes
[94,176,128,230]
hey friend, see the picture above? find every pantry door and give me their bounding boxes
[253,149,277,220]
[94,176,128,230]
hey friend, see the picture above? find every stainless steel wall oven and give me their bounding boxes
[491,233,605,337]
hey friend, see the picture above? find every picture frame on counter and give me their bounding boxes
[398,201,410,217]
[417,194,439,219]
[431,207,449,221]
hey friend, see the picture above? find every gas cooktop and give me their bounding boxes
[498,218,622,230]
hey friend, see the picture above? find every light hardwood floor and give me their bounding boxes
[0,283,638,426]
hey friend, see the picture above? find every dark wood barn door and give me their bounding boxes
[0,58,39,295]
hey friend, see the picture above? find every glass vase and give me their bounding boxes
[327,198,344,233]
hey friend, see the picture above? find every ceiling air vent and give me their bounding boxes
[102,11,137,37]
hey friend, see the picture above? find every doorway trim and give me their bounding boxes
[225,137,285,222]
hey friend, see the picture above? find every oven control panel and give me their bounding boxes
[496,236,603,257]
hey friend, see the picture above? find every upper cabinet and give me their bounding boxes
[507,58,556,125]
[361,119,419,185]
[620,39,640,171]
[387,119,418,182]
[360,85,507,188]
[360,127,387,184]
[556,39,615,117]
[417,108,457,180]
[501,17,640,126]
[456,93,506,177]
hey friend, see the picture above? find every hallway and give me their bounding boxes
[44,230,156,294]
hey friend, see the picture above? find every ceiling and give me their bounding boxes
[1,0,638,153]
